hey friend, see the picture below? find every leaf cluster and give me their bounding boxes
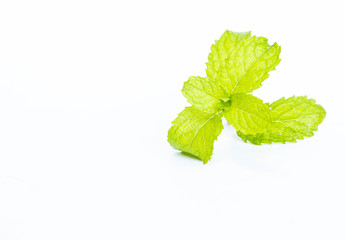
[168,30,326,164]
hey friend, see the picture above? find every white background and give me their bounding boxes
[0,0,344,239]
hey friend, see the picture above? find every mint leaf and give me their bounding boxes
[237,96,326,144]
[218,36,281,95]
[168,107,224,164]
[237,125,297,145]
[182,31,251,113]
[206,30,251,80]
[182,76,227,113]
[223,94,272,135]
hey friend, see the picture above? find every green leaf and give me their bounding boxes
[167,106,223,164]
[206,30,251,80]
[182,76,228,113]
[183,31,251,113]
[223,94,272,135]
[237,96,326,144]
[218,36,281,95]
[236,125,297,145]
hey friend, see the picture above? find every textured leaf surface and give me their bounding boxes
[237,124,297,145]
[168,29,327,163]
[206,30,251,80]
[182,76,227,113]
[237,96,326,144]
[218,36,281,95]
[223,94,272,135]
[168,107,223,164]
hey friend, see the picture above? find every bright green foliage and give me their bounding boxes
[237,96,326,144]
[182,76,227,113]
[168,30,326,163]
[217,36,281,95]
[167,107,223,164]
[223,94,272,135]
[206,30,251,80]
[182,31,253,115]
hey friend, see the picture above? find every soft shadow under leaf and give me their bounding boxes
[178,152,202,162]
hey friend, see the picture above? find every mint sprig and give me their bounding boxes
[168,30,326,164]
